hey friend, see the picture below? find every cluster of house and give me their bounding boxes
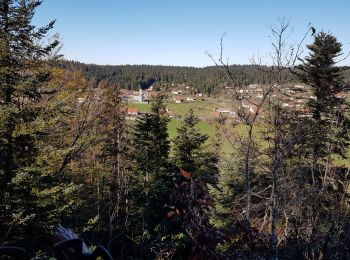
[120,88,158,103]
[119,86,204,104]
[213,83,350,120]
[211,104,262,121]
[122,106,177,120]
[278,85,348,116]
[170,89,205,103]
[103,83,349,122]
[224,84,265,99]
[211,108,236,119]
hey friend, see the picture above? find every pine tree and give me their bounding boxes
[0,0,59,183]
[99,83,132,250]
[172,109,208,174]
[296,32,350,161]
[289,31,350,258]
[170,109,226,258]
[0,0,79,249]
[209,153,245,229]
[130,94,171,225]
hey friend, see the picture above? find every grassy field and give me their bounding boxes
[128,101,350,162]
[128,102,152,113]
[168,118,214,138]
[129,101,236,154]
[128,100,234,116]
[129,101,220,133]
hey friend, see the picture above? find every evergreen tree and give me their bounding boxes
[130,94,171,225]
[170,110,229,258]
[296,32,350,161]
[0,0,79,250]
[208,140,261,256]
[99,84,132,250]
[287,31,350,258]
[172,109,208,174]
[0,0,59,184]
[209,153,245,229]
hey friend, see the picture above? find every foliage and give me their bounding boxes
[0,0,80,251]
[126,94,176,257]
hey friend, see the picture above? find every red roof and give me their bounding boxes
[335,92,348,99]
[211,111,221,118]
[127,107,139,114]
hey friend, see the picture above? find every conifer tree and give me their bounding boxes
[296,32,350,161]
[130,94,171,225]
[0,0,59,184]
[209,153,245,229]
[0,0,78,249]
[172,109,208,174]
[99,84,132,249]
[288,31,350,258]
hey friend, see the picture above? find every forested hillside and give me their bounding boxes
[59,60,350,95]
[59,61,272,94]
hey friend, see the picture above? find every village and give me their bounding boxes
[119,83,350,122]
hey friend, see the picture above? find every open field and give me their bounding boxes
[129,101,251,154]
[128,100,235,116]
[128,101,350,163]
[129,100,224,132]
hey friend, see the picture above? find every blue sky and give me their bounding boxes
[33,0,350,67]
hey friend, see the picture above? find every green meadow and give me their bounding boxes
[128,101,220,138]
[129,101,238,154]
[128,101,350,163]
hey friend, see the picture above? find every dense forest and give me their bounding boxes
[58,61,272,95]
[1,1,350,260]
[58,60,350,95]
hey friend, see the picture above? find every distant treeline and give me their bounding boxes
[58,60,350,95]
[58,60,350,94]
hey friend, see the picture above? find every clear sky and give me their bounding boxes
[33,0,350,67]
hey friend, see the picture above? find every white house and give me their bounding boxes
[173,96,183,103]
[186,96,196,102]
[133,89,145,102]
[172,90,182,95]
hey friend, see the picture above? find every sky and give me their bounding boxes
[33,0,350,67]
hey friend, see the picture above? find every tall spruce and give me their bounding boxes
[99,83,132,250]
[130,94,171,225]
[170,110,225,258]
[296,32,350,161]
[0,0,59,184]
[0,0,77,250]
[172,109,208,174]
[289,32,350,258]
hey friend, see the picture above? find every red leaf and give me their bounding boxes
[180,168,191,179]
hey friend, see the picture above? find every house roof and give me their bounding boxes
[211,111,221,118]
[335,92,348,99]
[127,107,139,114]
[173,96,184,101]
